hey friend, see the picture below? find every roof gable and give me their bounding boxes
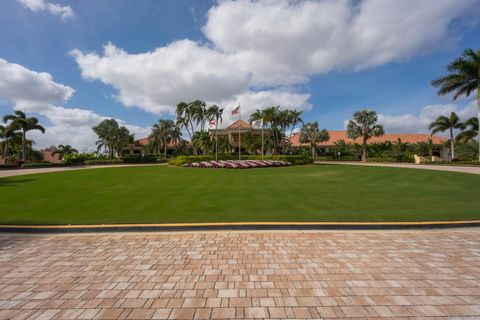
[226,120,252,130]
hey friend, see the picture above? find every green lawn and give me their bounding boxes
[0,164,479,224]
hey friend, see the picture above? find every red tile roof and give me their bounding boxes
[289,130,448,147]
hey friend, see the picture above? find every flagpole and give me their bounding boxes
[238,105,241,160]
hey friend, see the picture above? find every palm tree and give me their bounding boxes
[347,109,384,162]
[0,123,21,161]
[3,111,45,161]
[52,144,78,160]
[150,120,182,159]
[333,139,353,157]
[432,48,480,160]
[207,105,223,160]
[113,127,132,157]
[299,121,329,158]
[288,110,303,139]
[191,100,208,132]
[192,131,212,155]
[429,112,465,160]
[216,136,231,154]
[456,117,478,144]
[92,119,121,159]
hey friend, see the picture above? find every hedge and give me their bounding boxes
[20,162,63,168]
[0,164,21,169]
[169,155,313,166]
[122,155,159,163]
[427,160,480,166]
[84,159,124,165]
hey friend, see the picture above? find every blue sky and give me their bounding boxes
[0,0,479,149]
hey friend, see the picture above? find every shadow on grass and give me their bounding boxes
[0,177,35,187]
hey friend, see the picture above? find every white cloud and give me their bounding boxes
[0,58,149,151]
[0,58,75,109]
[17,0,75,20]
[204,0,478,86]
[71,0,478,119]
[216,90,311,127]
[377,101,477,134]
[70,41,251,115]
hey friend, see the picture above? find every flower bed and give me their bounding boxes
[183,159,292,169]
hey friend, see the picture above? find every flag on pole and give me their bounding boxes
[231,105,240,115]
[252,119,263,128]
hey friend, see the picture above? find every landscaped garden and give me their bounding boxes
[0,164,479,225]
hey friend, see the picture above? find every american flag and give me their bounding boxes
[231,105,240,115]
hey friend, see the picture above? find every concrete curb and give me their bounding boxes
[1,221,479,233]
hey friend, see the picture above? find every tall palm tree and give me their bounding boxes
[52,144,78,160]
[0,123,21,161]
[347,109,384,162]
[456,117,478,144]
[92,119,121,159]
[192,100,208,132]
[429,112,465,160]
[299,121,329,158]
[432,48,480,160]
[207,105,223,160]
[288,110,303,139]
[3,110,45,161]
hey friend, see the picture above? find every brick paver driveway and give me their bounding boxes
[1,230,479,319]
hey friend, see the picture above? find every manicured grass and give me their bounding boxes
[0,164,479,224]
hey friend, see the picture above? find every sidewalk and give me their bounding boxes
[315,161,480,175]
[0,163,166,178]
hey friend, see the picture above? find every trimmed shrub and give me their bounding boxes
[169,155,313,166]
[122,155,158,163]
[0,164,20,169]
[63,153,109,165]
[20,162,62,168]
[84,159,124,165]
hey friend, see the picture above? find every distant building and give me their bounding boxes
[289,130,449,158]
[209,120,265,153]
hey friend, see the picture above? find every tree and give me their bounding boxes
[347,109,384,162]
[92,119,129,159]
[0,123,21,161]
[299,121,329,158]
[52,144,78,160]
[192,131,212,155]
[288,110,303,139]
[432,48,480,161]
[429,112,465,160]
[3,110,45,161]
[332,139,354,157]
[456,117,478,144]
[149,120,182,159]
[207,105,223,160]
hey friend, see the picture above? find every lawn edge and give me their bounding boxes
[1,220,480,233]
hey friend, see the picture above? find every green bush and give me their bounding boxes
[0,164,20,169]
[63,153,108,165]
[20,162,62,168]
[168,155,313,166]
[428,160,480,166]
[315,156,360,161]
[122,155,159,163]
[84,159,124,165]
[366,157,414,163]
